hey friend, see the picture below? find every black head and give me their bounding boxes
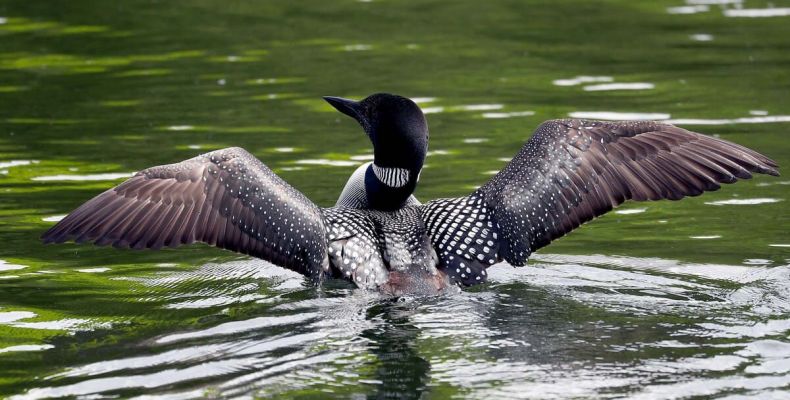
[323,93,428,172]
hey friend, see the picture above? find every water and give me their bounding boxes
[1,0,789,398]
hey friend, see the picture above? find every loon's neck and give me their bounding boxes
[364,163,419,211]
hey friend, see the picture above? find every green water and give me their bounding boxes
[1,0,789,398]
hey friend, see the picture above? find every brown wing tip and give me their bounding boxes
[760,158,780,177]
[748,156,779,177]
[762,166,780,177]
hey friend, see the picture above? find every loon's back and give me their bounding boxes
[323,206,449,295]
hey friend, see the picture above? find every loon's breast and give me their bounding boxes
[323,206,450,295]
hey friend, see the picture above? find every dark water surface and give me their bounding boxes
[1,0,789,398]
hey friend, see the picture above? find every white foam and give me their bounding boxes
[463,138,489,144]
[583,83,654,91]
[705,198,781,206]
[749,110,769,116]
[769,244,790,248]
[0,17,6,25]
[568,111,671,121]
[724,8,790,17]
[273,147,294,153]
[32,172,134,181]
[690,235,722,239]
[553,76,613,86]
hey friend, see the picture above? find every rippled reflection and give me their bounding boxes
[1,0,788,397]
[4,252,788,399]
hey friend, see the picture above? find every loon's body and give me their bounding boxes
[42,94,780,295]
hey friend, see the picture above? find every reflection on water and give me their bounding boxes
[689,33,714,41]
[4,253,790,399]
[614,207,647,215]
[667,5,710,15]
[0,160,37,169]
[582,82,655,91]
[0,260,27,272]
[705,198,782,205]
[30,172,134,181]
[568,111,672,121]
[724,8,790,18]
[0,345,54,354]
[552,76,613,86]
[0,0,788,398]
[481,111,535,119]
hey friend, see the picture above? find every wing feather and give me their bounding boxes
[423,119,779,278]
[477,119,778,265]
[42,147,328,276]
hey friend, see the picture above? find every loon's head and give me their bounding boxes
[323,93,428,181]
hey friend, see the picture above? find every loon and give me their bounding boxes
[42,93,779,295]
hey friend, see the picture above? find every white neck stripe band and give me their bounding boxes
[372,164,411,188]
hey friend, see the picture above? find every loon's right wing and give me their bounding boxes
[41,147,329,277]
[423,119,778,286]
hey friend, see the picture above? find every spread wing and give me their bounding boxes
[423,119,779,285]
[42,147,329,277]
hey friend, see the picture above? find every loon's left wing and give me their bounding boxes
[41,147,329,278]
[422,119,779,286]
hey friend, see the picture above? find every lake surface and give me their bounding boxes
[1,0,789,398]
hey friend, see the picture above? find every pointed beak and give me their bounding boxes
[323,96,365,121]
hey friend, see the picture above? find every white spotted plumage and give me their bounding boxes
[43,98,779,295]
